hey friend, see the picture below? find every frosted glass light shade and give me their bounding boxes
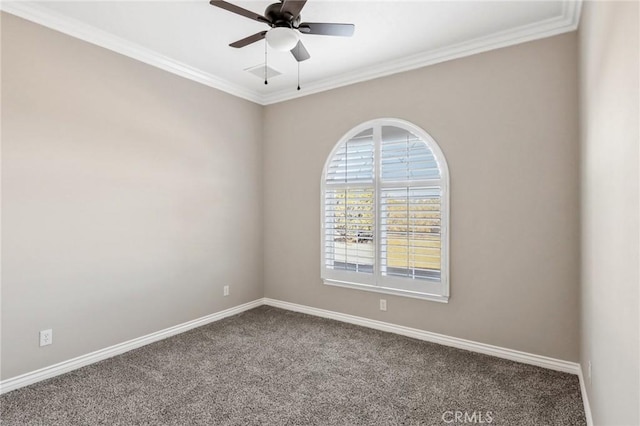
[266,27,300,51]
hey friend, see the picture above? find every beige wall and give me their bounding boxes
[578,2,640,425]
[2,9,587,382]
[1,13,263,379]
[263,33,581,361]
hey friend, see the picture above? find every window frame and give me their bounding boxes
[320,118,450,303]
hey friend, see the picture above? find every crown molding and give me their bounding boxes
[1,1,582,106]
[263,0,583,104]
[0,1,263,104]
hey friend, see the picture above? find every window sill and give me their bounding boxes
[322,279,449,303]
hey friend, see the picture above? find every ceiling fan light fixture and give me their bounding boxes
[266,27,299,51]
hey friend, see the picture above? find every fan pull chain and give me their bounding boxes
[264,39,268,85]
[297,44,301,91]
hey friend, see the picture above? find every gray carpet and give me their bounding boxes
[0,306,585,425]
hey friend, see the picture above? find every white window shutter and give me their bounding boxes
[324,129,375,275]
[321,119,449,301]
[324,187,375,274]
[379,187,442,281]
[379,126,443,283]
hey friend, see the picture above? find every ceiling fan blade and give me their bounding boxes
[280,0,307,19]
[229,31,268,48]
[209,0,270,24]
[290,40,310,62]
[298,22,355,37]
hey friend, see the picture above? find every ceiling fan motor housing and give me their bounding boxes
[265,3,300,28]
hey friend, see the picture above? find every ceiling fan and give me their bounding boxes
[209,0,355,62]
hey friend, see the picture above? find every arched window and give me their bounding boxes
[321,119,450,302]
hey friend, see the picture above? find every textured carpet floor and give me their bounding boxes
[0,306,585,425]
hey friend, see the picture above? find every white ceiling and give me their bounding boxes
[2,1,581,104]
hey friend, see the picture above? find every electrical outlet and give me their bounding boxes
[39,329,53,347]
[223,285,229,296]
[587,361,592,383]
[379,299,387,311]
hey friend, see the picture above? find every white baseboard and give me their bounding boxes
[263,298,581,375]
[0,299,263,394]
[265,298,596,422]
[1,296,585,402]
[577,367,594,426]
